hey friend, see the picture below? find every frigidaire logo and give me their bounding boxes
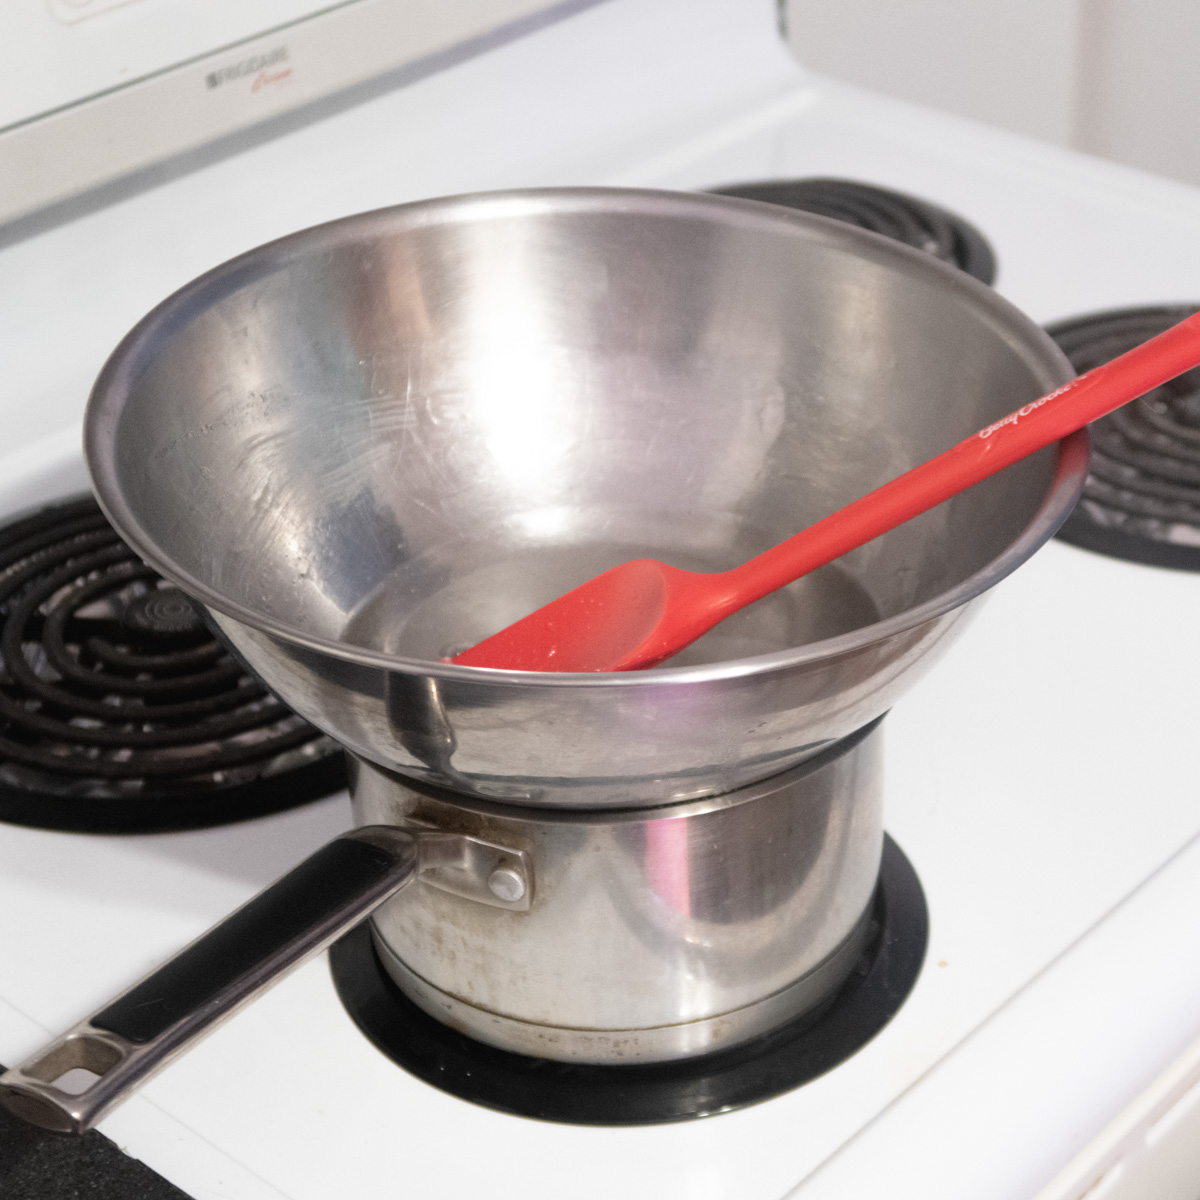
[206,46,289,90]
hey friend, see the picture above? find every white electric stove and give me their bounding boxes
[3,2,1200,1197]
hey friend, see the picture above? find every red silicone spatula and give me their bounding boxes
[451,311,1200,673]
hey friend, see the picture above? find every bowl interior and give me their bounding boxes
[90,191,1072,672]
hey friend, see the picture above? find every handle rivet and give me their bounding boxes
[487,867,526,903]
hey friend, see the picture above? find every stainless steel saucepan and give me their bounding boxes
[0,188,1087,1133]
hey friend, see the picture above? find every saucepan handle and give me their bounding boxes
[0,825,418,1134]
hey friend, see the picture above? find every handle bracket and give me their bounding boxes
[406,823,534,911]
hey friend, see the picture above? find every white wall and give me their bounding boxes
[1075,0,1200,187]
[783,0,1200,188]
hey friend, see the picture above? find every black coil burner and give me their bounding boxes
[330,835,927,1126]
[710,178,997,285]
[1049,304,1200,570]
[0,496,346,832]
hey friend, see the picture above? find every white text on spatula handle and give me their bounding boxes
[978,382,1074,439]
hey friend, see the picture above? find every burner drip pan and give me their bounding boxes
[329,835,927,1125]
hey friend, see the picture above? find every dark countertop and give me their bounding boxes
[0,1075,190,1200]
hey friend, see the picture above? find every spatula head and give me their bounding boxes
[450,558,709,672]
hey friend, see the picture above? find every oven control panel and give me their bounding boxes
[0,0,574,225]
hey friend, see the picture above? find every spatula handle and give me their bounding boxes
[722,310,1200,608]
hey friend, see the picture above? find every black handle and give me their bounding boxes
[0,826,417,1133]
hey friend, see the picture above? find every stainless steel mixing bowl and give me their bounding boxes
[85,187,1088,806]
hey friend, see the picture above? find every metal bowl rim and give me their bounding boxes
[84,185,1088,687]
